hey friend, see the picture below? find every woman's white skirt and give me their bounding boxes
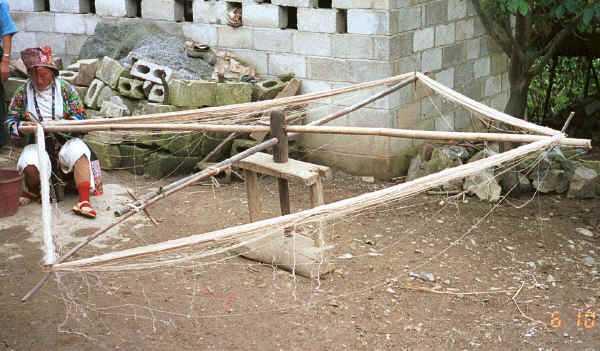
[17,138,95,190]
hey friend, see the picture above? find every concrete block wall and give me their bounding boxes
[9,0,510,179]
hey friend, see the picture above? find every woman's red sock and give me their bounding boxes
[77,181,91,203]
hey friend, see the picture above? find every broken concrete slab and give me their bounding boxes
[254,78,287,100]
[133,101,181,116]
[154,132,205,157]
[148,84,166,103]
[216,82,253,106]
[73,60,100,87]
[83,137,122,170]
[168,79,216,107]
[119,144,149,175]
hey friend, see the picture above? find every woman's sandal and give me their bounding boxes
[72,201,97,219]
[19,190,40,206]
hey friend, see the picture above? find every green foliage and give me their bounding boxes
[527,57,600,124]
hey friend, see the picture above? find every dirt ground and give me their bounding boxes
[0,145,599,351]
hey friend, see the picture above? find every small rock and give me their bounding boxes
[583,256,596,266]
[422,273,436,282]
[361,176,375,183]
[576,228,594,238]
[527,262,536,269]
[337,253,353,259]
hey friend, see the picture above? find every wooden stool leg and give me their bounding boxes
[244,169,261,222]
[310,177,326,247]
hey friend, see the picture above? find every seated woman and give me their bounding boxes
[5,46,101,219]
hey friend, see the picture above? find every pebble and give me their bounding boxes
[583,256,596,266]
[576,228,594,238]
[361,176,375,183]
[527,262,536,269]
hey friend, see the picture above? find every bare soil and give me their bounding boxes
[1,147,599,351]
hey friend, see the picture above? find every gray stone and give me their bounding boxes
[96,56,127,89]
[406,154,424,181]
[95,86,121,111]
[168,80,216,107]
[83,138,122,169]
[463,169,501,202]
[100,98,130,118]
[532,169,570,194]
[85,130,125,144]
[583,256,596,266]
[145,152,202,179]
[119,144,148,175]
[576,228,594,238]
[118,77,146,99]
[155,132,205,157]
[500,171,531,195]
[567,166,598,199]
[216,82,253,106]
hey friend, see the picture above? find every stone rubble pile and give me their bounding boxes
[406,143,600,201]
[4,54,300,180]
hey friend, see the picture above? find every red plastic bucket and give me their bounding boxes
[0,168,23,218]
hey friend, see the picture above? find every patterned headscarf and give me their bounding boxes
[20,46,59,74]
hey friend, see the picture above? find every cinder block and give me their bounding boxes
[307,57,350,81]
[448,0,466,20]
[84,139,121,169]
[398,6,421,32]
[435,22,455,46]
[182,23,218,46]
[347,9,398,35]
[424,0,447,26]
[421,48,442,72]
[141,0,184,21]
[466,38,480,60]
[53,13,88,34]
[118,77,145,99]
[119,144,147,175]
[224,49,268,75]
[413,27,434,52]
[272,0,317,7]
[455,18,474,41]
[268,54,307,78]
[333,34,373,59]
[8,0,46,11]
[243,3,287,28]
[148,84,166,103]
[473,56,490,78]
[72,59,99,86]
[35,32,66,56]
[145,152,201,179]
[133,101,180,116]
[490,52,508,76]
[253,29,292,52]
[11,32,37,55]
[96,0,137,17]
[332,0,374,9]
[130,59,173,85]
[216,82,253,106]
[24,12,55,32]
[435,67,454,88]
[373,33,412,60]
[217,26,253,49]
[348,60,393,83]
[96,56,127,89]
[293,32,332,56]
[485,75,501,97]
[169,80,216,107]
[59,70,78,84]
[441,42,466,68]
[297,8,345,33]
[84,79,106,108]
[83,14,98,35]
[254,79,286,100]
[100,99,131,118]
[50,0,90,13]
[72,85,88,100]
[192,0,228,24]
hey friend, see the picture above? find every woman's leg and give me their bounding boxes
[73,154,91,203]
[23,164,41,194]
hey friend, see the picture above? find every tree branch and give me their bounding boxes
[470,0,514,57]
[528,19,580,77]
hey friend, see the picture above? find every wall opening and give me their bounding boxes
[44,0,50,11]
[338,9,347,33]
[89,0,96,14]
[184,0,193,22]
[226,2,242,27]
[318,0,332,8]
[284,6,297,29]
[136,0,142,17]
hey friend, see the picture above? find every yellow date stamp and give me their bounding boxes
[550,310,598,329]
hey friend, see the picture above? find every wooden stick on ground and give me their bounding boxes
[127,189,159,226]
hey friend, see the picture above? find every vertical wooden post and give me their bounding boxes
[271,110,291,231]
[244,169,261,222]
[310,178,326,248]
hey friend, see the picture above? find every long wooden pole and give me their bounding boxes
[52,135,564,271]
[416,72,563,136]
[22,137,279,301]
[21,124,590,148]
[40,73,416,126]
